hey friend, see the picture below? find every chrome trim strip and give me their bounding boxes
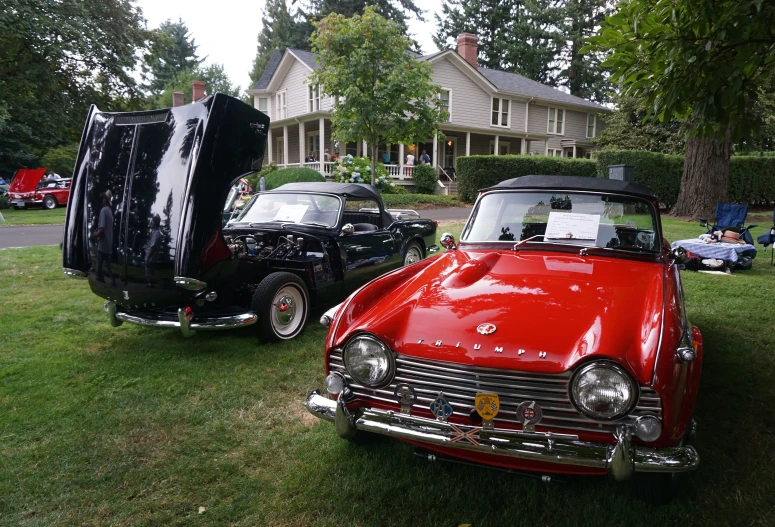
[652,265,669,385]
[305,391,699,479]
[63,268,87,279]
[174,276,208,291]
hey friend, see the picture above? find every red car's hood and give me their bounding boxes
[9,168,46,196]
[339,248,666,385]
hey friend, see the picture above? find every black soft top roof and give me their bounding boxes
[484,175,656,199]
[273,182,383,201]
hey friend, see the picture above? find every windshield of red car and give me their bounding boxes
[461,191,661,253]
[237,192,342,227]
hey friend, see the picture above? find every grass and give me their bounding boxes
[0,219,774,526]
[0,207,66,226]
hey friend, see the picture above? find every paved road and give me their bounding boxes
[422,207,472,221]
[0,224,64,249]
[0,207,472,249]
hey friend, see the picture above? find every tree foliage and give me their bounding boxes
[152,64,241,108]
[41,143,79,178]
[594,95,684,154]
[0,0,150,178]
[434,0,614,101]
[143,19,203,94]
[309,7,447,185]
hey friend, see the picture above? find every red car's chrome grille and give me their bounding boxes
[328,350,662,436]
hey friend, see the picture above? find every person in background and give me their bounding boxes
[306,151,317,162]
[323,149,331,162]
[145,215,162,287]
[382,151,391,164]
[420,149,431,165]
[91,191,116,286]
[405,152,415,176]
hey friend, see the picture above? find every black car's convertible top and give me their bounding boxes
[485,175,657,200]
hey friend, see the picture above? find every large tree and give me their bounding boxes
[142,19,203,94]
[586,0,775,218]
[0,0,150,178]
[560,0,614,102]
[594,95,684,154]
[433,0,564,86]
[309,7,447,185]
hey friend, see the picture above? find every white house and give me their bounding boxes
[246,33,609,186]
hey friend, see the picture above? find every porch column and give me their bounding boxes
[362,139,367,157]
[520,136,527,155]
[572,145,577,158]
[299,120,306,163]
[283,125,289,165]
[398,143,405,178]
[319,117,326,160]
[465,132,471,156]
[544,141,549,156]
[494,135,499,155]
[267,128,273,162]
[432,131,438,168]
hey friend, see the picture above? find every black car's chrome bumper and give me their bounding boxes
[304,391,699,481]
[105,300,257,337]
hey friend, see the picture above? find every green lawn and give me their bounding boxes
[1,220,774,526]
[0,207,66,226]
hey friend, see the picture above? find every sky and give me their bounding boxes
[135,0,445,93]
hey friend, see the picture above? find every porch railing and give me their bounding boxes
[273,162,416,181]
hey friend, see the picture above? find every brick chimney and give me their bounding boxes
[172,91,185,107]
[457,33,478,68]
[192,80,206,102]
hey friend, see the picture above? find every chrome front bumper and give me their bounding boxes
[304,391,699,481]
[105,300,258,338]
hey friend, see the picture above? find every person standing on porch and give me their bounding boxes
[324,149,331,161]
[405,152,415,176]
[420,149,431,165]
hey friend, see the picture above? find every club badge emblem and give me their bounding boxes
[429,392,454,421]
[477,323,497,335]
[516,401,543,432]
[394,383,417,415]
[474,393,500,430]
[449,423,481,446]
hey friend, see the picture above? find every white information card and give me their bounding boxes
[273,204,308,223]
[545,212,600,241]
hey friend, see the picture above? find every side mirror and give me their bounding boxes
[341,223,355,235]
[440,232,457,250]
[670,246,688,265]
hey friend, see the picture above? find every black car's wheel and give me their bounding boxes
[403,242,423,266]
[252,272,309,342]
[630,472,676,505]
[43,195,57,209]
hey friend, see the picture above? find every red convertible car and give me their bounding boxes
[306,175,701,503]
[8,168,71,209]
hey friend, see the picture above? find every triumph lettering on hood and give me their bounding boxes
[416,338,548,358]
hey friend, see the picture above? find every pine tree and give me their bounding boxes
[559,0,613,102]
[143,19,202,94]
[249,0,312,86]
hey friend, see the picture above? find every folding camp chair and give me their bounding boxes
[700,203,758,245]
[756,209,775,266]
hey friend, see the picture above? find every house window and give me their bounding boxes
[547,107,564,134]
[308,85,320,112]
[587,113,597,138]
[257,97,269,115]
[275,91,287,120]
[439,89,451,122]
[548,148,562,157]
[489,140,510,155]
[491,98,510,127]
[276,136,285,163]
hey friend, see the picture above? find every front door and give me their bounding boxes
[341,231,399,290]
[442,137,457,169]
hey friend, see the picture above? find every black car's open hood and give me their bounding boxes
[63,94,268,301]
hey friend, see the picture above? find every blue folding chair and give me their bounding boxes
[700,203,757,245]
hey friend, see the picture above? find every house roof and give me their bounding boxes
[477,66,607,111]
[251,47,607,112]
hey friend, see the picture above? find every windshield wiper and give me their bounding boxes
[579,245,656,256]
[300,221,330,227]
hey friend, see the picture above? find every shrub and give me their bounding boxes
[456,155,597,202]
[245,162,279,190]
[595,150,683,208]
[333,155,388,184]
[380,183,409,194]
[382,193,462,208]
[264,167,325,190]
[0,194,10,209]
[41,143,79,178]
[729,156,775,205]
[414,164,438,194]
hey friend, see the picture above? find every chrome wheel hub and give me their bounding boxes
[275,295,296,325]
[405,247,421,265]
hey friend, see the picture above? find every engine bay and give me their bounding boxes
[224,230,325,261]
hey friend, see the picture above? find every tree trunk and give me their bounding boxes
[670,125,734,220]
[370,139,377,186]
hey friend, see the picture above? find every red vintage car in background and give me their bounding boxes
[8,168,71,209]
[306,175,702,503]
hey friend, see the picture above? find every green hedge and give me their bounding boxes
[457,151,775,206]
[264,167,325,190]
[456,155,597,202]
[382,193,463,208]
[414,164,437,194]
[595,150,683,208]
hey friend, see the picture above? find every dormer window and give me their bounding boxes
[276,91,287,120]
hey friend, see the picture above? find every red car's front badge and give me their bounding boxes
[476,323,497,335]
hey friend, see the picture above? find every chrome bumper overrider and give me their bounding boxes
[304,391,699,481]
[105,300,258,337]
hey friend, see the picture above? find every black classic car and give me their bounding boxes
[62,94,438,341]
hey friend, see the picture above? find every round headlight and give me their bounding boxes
[343,335,394,387]
[571,362,637,420]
